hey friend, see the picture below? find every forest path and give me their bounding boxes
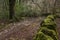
[0,17,42,40]
[0,17,60,40]
[56,18,60,40]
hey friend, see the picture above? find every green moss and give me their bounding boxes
[47,15,55,19]
[40,27,58,40]
[33,15,58,40]
[41,15,56,30]
[34,32,54,40]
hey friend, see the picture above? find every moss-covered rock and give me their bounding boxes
[33,15,58,40]
[34,32,54,40]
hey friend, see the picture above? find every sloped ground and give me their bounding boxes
[0,17,60,40]
[0,17,42,40]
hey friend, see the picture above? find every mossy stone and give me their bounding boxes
[33,15,58,40]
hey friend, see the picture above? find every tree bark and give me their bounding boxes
[53,0,57,14]
[9,0,16,19]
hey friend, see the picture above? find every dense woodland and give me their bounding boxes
[0,0,60,20]
[0,0,60,40]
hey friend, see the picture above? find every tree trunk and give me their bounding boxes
[9,0,16,19]
[53,0,56,14]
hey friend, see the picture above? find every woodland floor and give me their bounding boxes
[0,17,60,40]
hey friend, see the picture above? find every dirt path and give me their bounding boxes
[0,17,60,40]
[56,18,60,40]
[0,17,42,40]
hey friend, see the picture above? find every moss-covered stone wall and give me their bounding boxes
[33,15,58,40]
